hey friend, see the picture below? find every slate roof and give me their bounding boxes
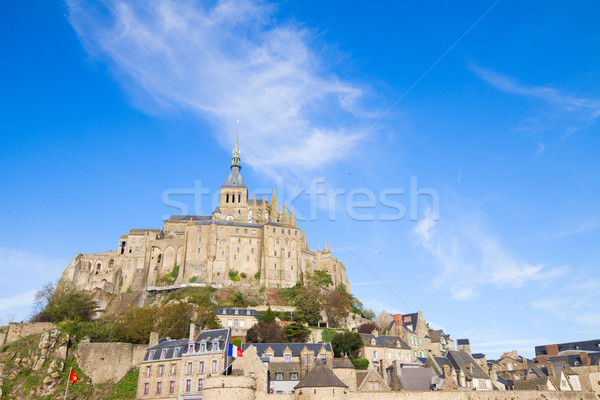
[294,360,348,389]
[515,377,551,390]
[332,357,355,369]
[268,362,301,381]
[168,215,212,222]
[143,339,188,362]
[214,308,262,317]
[457,339,470,346]
[535,339,600,356]
[472,353,486,359]
[360,333,410,349]
[242,343,332,357]
[446,351,490,380]
[195,328,229,343]
[548,352,600,366]
[356,371,368,388]
[398,367,438,391]
[222,166,245,188]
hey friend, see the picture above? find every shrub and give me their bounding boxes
[240,272,247,279]
[331,331,364,358]
[188,276,202,283]
[312,270,333,287]
[231,291,248,307]
[228,270,240,282]
[321,328,337,343]
[254,271,260,280]
[157,264,180,286]
[284,323,310,343]
[39,283,98,323]
[351,358,369,370]
[232,337,242,348]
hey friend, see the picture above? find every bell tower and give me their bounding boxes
[219,121,248,220]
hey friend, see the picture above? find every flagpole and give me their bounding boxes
[63,367,72,400]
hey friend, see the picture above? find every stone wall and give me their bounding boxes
[75,341,147,384]
[2,322,56,345]
[347,391,597,400]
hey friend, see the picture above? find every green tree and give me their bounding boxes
[294,285,321,326]
[331,331,364,358]
[41,283,98,323]
[116,307,156,344]
[351,358,369,370]
[284,323,310,343]
[195,307,222,330]
[231,291,248,307]
[312,270,333,287]
[262,306,276,323]
[154,302,195,339]
[232,337,242,348]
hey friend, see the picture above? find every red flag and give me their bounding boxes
[69,368,79,384]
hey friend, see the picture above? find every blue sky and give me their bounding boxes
[1,0,599,358]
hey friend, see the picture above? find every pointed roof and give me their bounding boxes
[294,359,348,389]
[222,121,245,188]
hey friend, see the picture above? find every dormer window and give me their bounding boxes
[284,353,291,363]
[189,344,194,353]
[371,339,376,346]
[174,347,180,357]
[213,341,219,350]
[200,343,206,352]
[161,349,167,359]
[149,350,155,360]
[276,372,283,380]
[266,353,274,362]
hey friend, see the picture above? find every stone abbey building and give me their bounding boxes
[59,131,350,296]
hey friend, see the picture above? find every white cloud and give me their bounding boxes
[412,209,565,300]
[552,216,600,238]
[0,291,36,312]
[530,279,600,328]
[66,0,376,176]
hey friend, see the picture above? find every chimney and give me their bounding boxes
[189,323,202,341]
[546,362,556,380]
[580,352,590,366]
[149,331,159,347]
[372,329,379,338]
[546,344,559,356]
[394,314,403,327]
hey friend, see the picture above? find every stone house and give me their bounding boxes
[356,365,390,392]
[136,326,231,399]
[426,351,493,390]
[428,329,455,356]
[214,308,261,338]
[294,359,349,400]
[359,331,412,374]
[383,311,438,358]
[491,350,528,372]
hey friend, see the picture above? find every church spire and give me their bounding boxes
[231,120,241,169]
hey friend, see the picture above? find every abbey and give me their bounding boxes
[59,131,350,296]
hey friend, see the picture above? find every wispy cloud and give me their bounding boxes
[530,279,600,328]
[472,65,600,118]
[472,65,600,139]
[412,208,566,300]
[0,290,36,312]
[552,216,600,238]
[66,0,376,176]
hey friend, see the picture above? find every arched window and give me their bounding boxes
[97,263,101,270]
[238,194,241,202]
[226,194,229,203]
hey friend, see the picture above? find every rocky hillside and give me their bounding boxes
[0,330,137,400]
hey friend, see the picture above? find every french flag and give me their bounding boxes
[227,343,243,358]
